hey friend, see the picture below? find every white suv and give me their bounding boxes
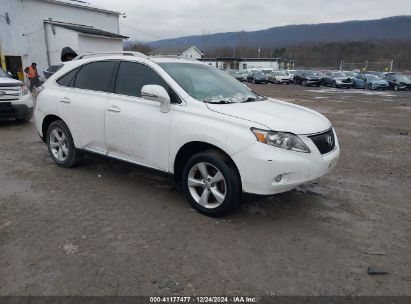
[0,69,33,122]
[35,53,340,216]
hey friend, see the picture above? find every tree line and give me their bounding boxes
[125,40,411,71]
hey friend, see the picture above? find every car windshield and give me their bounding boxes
[159,63,265,103]
[366,74,380,81]
[343,72,356,77]
[254,71,265,77]
[302,71,315,76]
[275,71,288,76]
[262,70,272,75]
[396,75,410,82]
[0,68,10,78]
[333,72,345,77]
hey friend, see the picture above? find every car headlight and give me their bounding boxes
[251,128,310,153]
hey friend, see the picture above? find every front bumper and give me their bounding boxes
[336,81,353,88]
[0,102,33,120]
[370,83,389,90]
[232,131,340,195]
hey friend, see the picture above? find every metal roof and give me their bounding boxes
[42,0,121,15]
[49,22,128,39]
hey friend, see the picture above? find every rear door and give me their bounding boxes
[57,61,117,154]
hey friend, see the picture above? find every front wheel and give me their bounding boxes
[46,120,79,168]
[182,151,241,217]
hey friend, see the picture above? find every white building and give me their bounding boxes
[0,0,127,80]
[199,57,281,71]
[149,46,204,60]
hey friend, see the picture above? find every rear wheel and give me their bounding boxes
[182,151,241,217]
[46,120,78,168]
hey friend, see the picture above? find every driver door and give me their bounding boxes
[104,61,178,171]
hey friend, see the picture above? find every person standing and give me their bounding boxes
[24,63,41,92]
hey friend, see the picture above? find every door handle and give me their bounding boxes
[60,97,71,104]
[106,105,121,113]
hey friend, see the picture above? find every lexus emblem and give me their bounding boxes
[326,135,334,147]
[0,91,5,96]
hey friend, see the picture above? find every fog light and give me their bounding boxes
[275,175,282,183]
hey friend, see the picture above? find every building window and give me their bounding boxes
[243,64,247,69]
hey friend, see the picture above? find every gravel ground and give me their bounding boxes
[0,84,410,296]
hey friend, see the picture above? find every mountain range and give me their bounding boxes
[149,16,411,49]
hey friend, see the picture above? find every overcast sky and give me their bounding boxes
[93,0,411,41]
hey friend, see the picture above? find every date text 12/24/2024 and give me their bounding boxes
[150,297,258,303]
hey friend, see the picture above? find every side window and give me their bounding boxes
[115,61,180,103]
[56,68,79,87]
[74,61,116,92]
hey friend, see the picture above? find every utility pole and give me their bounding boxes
[390,60,394,72]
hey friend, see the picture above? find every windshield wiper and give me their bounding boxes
[204,99,231,104]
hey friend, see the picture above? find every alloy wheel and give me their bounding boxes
[187,162,227,209]
[49,128,69,162]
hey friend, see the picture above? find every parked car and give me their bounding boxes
[262,68,274,76]
[286,70,296,78]
[353,73,389,90]
[268,70,292,84]
[342,71,358,78]
[293,70,321,86]
[0,68,33,122]
[227,70,243,81]
[239,70,250,82]
[34,53,340,216]
[322,71,353,88]
[247,70,269,84]
[384,74,411,91]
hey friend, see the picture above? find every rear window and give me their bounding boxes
[74,61,117,92]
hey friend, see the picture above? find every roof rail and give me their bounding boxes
[74,51,148,60]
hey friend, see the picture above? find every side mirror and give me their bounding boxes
[141,85,171,113]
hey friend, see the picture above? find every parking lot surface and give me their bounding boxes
[1,85,410,296]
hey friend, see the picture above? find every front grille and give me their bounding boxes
[309,128,336,155]
[0,86,20,101]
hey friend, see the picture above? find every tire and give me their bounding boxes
[46,120,78,168]
[332,81,337,88]
[394,85,399,91]
[182,150,241,217]
[252,79,256,84]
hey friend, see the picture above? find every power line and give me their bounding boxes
[119,22,164,40]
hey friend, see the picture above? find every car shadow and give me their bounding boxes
[75,151,327,222]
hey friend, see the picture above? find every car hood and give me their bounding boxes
[0,77,23,86]
[335,77,352,81]
[206,98,331,135]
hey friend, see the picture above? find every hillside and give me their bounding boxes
[149,16,411,49]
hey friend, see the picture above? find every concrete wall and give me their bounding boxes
[0,0,119,77]
[45,25,79,66]
[78,35,123,55]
